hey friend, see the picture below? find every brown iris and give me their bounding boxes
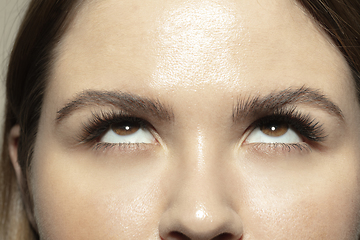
[111,122,140,136]
[260,122,288,137]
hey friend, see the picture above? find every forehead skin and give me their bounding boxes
[49,0,358,129]
[30,0,360,239]
[53,0,354,99]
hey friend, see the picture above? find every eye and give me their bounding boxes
[246,120,302,144]
[100,120,155,144]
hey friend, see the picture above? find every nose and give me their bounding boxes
[159,203,243,240]
[158,139,243,240]
[158,179,243,240]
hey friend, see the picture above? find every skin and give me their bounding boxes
[9,0,360,239]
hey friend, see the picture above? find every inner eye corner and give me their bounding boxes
[239,124,257,145]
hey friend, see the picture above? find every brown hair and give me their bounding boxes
[0,0,359,239]
[0,1,82,239]
[297,0,360,96]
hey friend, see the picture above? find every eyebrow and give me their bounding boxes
[56,90,174,123]
[57,87,343,124]
[233,86,344,122]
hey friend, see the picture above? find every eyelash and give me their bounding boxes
[78,108,325,152]
[78,110,150,149]
[249,108,326,148]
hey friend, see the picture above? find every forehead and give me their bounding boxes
[52,0,353,104]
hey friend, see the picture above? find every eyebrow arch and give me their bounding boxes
[233,86,344,122]
[56,90,174,123]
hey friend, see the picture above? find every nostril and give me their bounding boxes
[158,189,244,240]
[212,233,242,240]
[168,231,191,240]
[212,233,233,240]
[163,232,242,240]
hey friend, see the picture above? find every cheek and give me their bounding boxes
[29,146,167,240]
[29,113,360,240]
[244,185,360,239]
[238,153,360,239]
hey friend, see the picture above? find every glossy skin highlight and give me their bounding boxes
[14,0,360,239]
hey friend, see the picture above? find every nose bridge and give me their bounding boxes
[175,125,230,202]
[182,122,226,168]
[177,126,223,189]
[159,127,243,239]
[175,133,222,212]
[191,127,207,173]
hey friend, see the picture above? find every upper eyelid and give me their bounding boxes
[79,106,322,131]
[76,109,327,154]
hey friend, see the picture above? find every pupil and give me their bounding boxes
[112,121,140,135]
[265,122,280,131]
[260,122,288,137]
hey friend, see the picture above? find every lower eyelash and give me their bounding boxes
[92,142,154,152]
[251,142,312,153]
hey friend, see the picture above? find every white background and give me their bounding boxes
[0,0,28,146]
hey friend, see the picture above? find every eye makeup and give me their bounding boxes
[75,104,327,154]
[243,107,327,152]
[76,109,156,150]
[252,107,326,141]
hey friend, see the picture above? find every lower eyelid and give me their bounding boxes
[243,142,311,155]
[100,127,154,144]
[92,141,157,152]
[91,126,159,150]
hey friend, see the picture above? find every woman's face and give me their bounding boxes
[29,0,360,239]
